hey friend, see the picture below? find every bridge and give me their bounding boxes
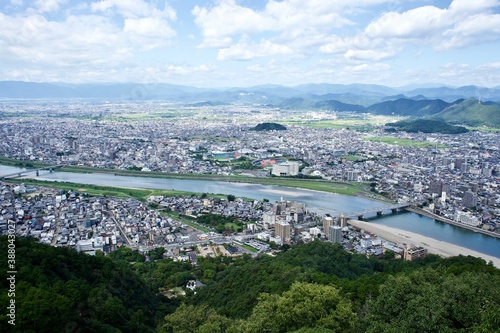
[340,203,411,220]
[1,164,65,180]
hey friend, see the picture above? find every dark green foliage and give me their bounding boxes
[251,122,287,131]
[367,98,451,116]
[197,213,243,234]
[365,268,500,333]
[432,98,500,127]
[190,241,440,319]
[3,235,499,333]
[0,236,163,333]
[386,119,469,134]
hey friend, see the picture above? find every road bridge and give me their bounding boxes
[341,203,411,220]
[0,164,65,180]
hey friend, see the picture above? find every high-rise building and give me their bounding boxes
[328,226,343,243]
[322,215,334,237]
[339,215,349,228]
[429,181,443,195]
[462,191,477,208]
[262,212,276,230]
[275,221,291,242]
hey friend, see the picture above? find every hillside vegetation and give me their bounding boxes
[386,119,469,134]
[432,98,500,127]
[3,238,500,333]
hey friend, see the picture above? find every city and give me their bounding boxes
[1,100,498,265]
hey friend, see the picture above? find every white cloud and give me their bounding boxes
[123,16,176,46]
[218,39,293,61]
[90,0,176,20]
[344,49,396,61]
[192,1,273,48]
[192,0,394,58]
[34,0,67,13]
[165,64,214,75]
[365,0,500,49]
[0,0,178,83]
[365,6,446,39]
[344,63,391,72]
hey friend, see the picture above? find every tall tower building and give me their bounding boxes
[339,215,349,228]
[328,226,343,243]
[462,191,477,208]
[322,215,334,237]
[275,221,291,243]
[262,212,276,230]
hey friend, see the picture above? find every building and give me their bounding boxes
[454,211,480,227]
[401,244,428,261]
[262,212,276,230]
[347,170,360,181]
[328,226,343,243]
[275,221,291,243]
[462,191,478,208]
[272,161,300,177]
[322,214,334,237]
[339,215,349,228]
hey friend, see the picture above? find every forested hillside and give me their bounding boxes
[2,238,499,333]
[0,236,172,333]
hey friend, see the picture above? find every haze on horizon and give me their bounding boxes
[1,0,500,88]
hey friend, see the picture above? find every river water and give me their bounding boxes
[2,165,499,258]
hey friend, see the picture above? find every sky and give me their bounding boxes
[1,0,500,88]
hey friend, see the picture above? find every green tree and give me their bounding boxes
[237,282,357,333]
[365,268,500,333]
[161,303,232,333]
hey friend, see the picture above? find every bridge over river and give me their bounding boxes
[341,203,411,219]
[0,164,65,180]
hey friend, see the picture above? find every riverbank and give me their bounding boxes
[406,207,500,239]
[0,157,387,199]
[348,219,500,268]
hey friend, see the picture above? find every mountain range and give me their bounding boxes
[1,81,499,127]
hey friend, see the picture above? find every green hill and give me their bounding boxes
[3,237,500,333]
[252,122,287,131]
[386,119,469,134]
[366,98,452,116]
[0,236,165,333]
[433,98,500,127]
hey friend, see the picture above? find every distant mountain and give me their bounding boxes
[366,98,453,116]
[0,81,78,98]
[2,80,500,103]
[277,97,365,111]
[407,85,500,102]
[1,81,500,127]
[314,99,366,112]
[293,83,400,96]
[386,119,469,134]
[432,98,500,127]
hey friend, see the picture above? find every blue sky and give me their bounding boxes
[1,0,499,87]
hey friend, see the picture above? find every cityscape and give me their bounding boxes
[2,0,500,332]
[1,100,498,261]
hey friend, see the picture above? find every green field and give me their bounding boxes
[161,211,211,233]
[7,178,195,202]
[365,137,447,148]
[239,243,259,253]
[282,115,400,129]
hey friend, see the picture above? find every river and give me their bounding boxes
[1,165,499,258]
